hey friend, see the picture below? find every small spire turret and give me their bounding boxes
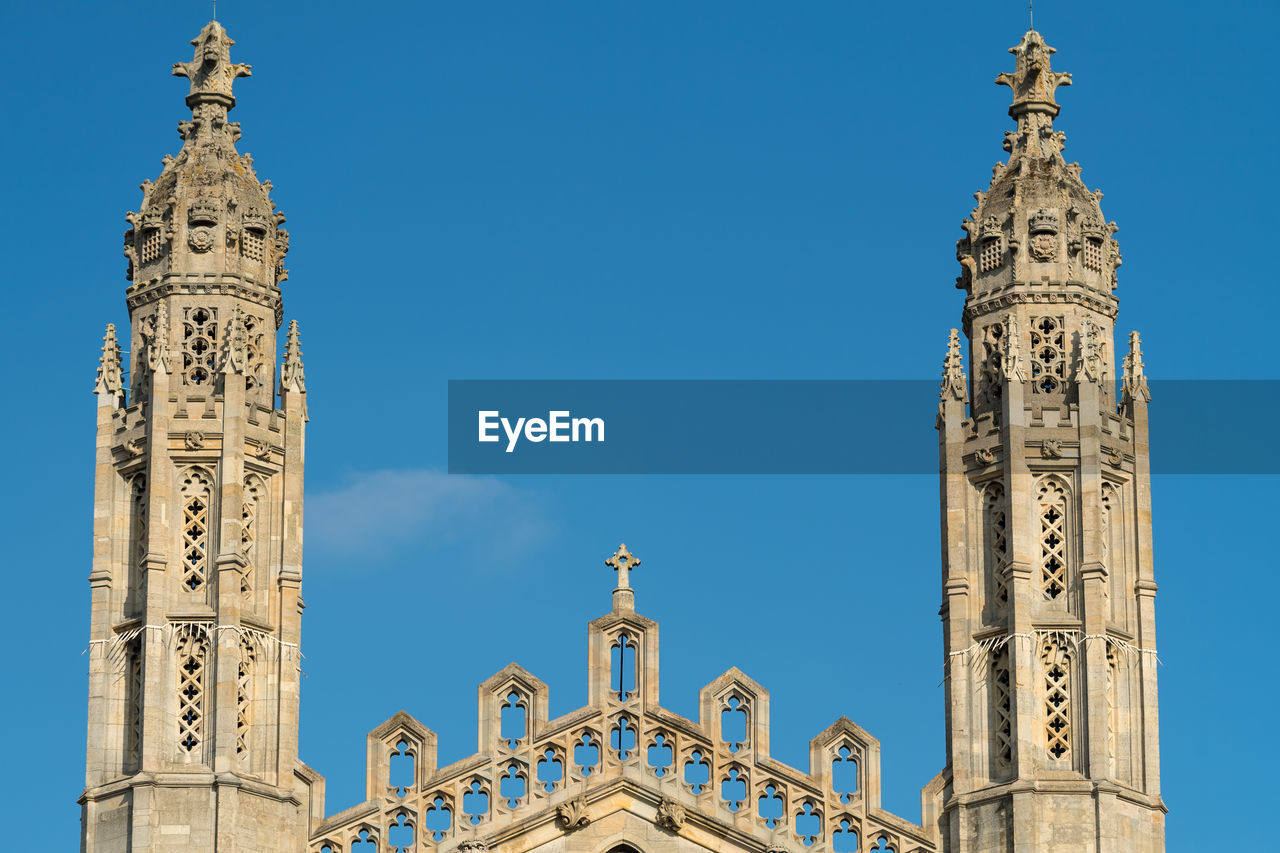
[280,319,307,394]
[940,329,968,403]
[1123,330,1151,403]
[222,305,249,375]
[94,324,124,403]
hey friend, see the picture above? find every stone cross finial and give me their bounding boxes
[94,324,124,401]
[940,328,968,402]
[1123,330,1151,403]
[173,21,251,105]
[280,319,307,394]
[606,543,640,590]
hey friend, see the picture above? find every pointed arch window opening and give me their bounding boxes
[983,482,1009,612]
[423,795,453,841]
[573,733,600,776]
[832,744,859,803]
[683,750,710,794]
[610,714,637,761]
[610,632,637,702]
[176,635,207,756]
[794,800,822,847]
[128,473,148,614]
[720,695,748,753]
[124,636,143,771]
[388,812,415,853]
[461,780,489,825]
[536,747,563,792]
[720,767,747,811]
[757,783,784,828]
[1042,640,1073,762]
[499,691,527,749]
[389,739,415,798]
[235,638,255,760]
[832,818,859,853]
[499,761,526,808]
[1037,477,1070,601]
[991,646,1014,779]
[646,733,673,777]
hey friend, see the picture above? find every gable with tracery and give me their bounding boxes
[309,546,937,853]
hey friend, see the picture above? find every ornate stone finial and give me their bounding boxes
[94,324,124,400]
[555,795,592,831]
[1001,313,1026,383]
[995,29,1072,119]
[456,840,488,853]
[606,543,640,590]
[145,301,173,374]
[1122,330,1151,403]
[940,329,968,403]
[655,797,686,832]
[172,21,251,106]
[222,305,250,375]
[280,319,307,394]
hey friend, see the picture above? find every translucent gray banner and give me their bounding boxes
[447,380,1278,474]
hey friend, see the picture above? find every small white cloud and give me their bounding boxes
[306,469,550,563]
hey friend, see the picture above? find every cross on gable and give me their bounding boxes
[606,543,640,589]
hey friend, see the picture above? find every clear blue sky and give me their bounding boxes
[1,1,1272,849]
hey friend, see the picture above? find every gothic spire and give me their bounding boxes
[280,320,307,394]
[221,305,250,375]
[94,324,123,401]
[940,329,968,403]
[1123,331,1151,403]
[124,21,288,300]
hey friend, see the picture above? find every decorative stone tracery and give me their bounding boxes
[305,548,934,853]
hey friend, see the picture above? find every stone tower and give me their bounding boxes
[934,30,1164,851]
[81,21,320,852]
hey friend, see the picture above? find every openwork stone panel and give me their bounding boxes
[1036,476,1071,604]
[981,481,1008,620]
[1040,639,1073,765]
[181,307,218,386]
[176,631,209,759]
[179,466,215,594]
[309,557,937,853]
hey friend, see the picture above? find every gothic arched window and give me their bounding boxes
[989,645,1013,780]
[1036,476,1070,602]
[176,630,209,757]
[982,481,1008,615]
[180,467,214,593]
[1041,638,1073,764]
[241,474,266,602]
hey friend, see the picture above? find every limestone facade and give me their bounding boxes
[936,29,1165,853]
[81,21,1164,853]
[81,21,316,853]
